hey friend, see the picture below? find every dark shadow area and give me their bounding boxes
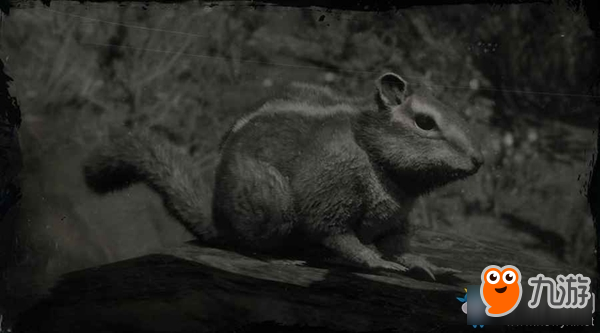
[500,213,566,261]
[0,58,22,332]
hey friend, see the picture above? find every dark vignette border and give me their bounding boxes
[0,60,21,220]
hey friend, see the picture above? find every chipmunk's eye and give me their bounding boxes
[414,114,437,131]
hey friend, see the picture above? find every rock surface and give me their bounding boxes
[13,230,596,332]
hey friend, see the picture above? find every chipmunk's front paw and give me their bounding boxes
[324,249,409,274]
[394,253,460,281]
[366,258,410,273]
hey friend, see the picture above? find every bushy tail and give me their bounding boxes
[83,130,217,240]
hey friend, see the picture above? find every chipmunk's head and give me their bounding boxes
[359,72,484,195]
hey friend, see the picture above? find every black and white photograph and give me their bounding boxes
[0,0,598,332]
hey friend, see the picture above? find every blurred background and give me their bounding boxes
[0,0,597,316]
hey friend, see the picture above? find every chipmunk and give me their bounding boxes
[83,72,483,280]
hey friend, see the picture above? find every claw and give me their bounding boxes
[408,264,436,281]
[393,254,461,281]
[368,259,409,273]
[438,267,461,275]
[392,262,410,273]
[423,266,436,281]
[381,261,409,273]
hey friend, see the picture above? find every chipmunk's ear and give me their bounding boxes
[375,72,409,109]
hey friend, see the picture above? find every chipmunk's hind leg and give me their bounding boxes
[213,155,296,252]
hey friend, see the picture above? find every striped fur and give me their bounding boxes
[84,72,483,278]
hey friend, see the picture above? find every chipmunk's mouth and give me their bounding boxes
[495,286,507,293]
[448,169,473,180]
[453,160,482,179]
